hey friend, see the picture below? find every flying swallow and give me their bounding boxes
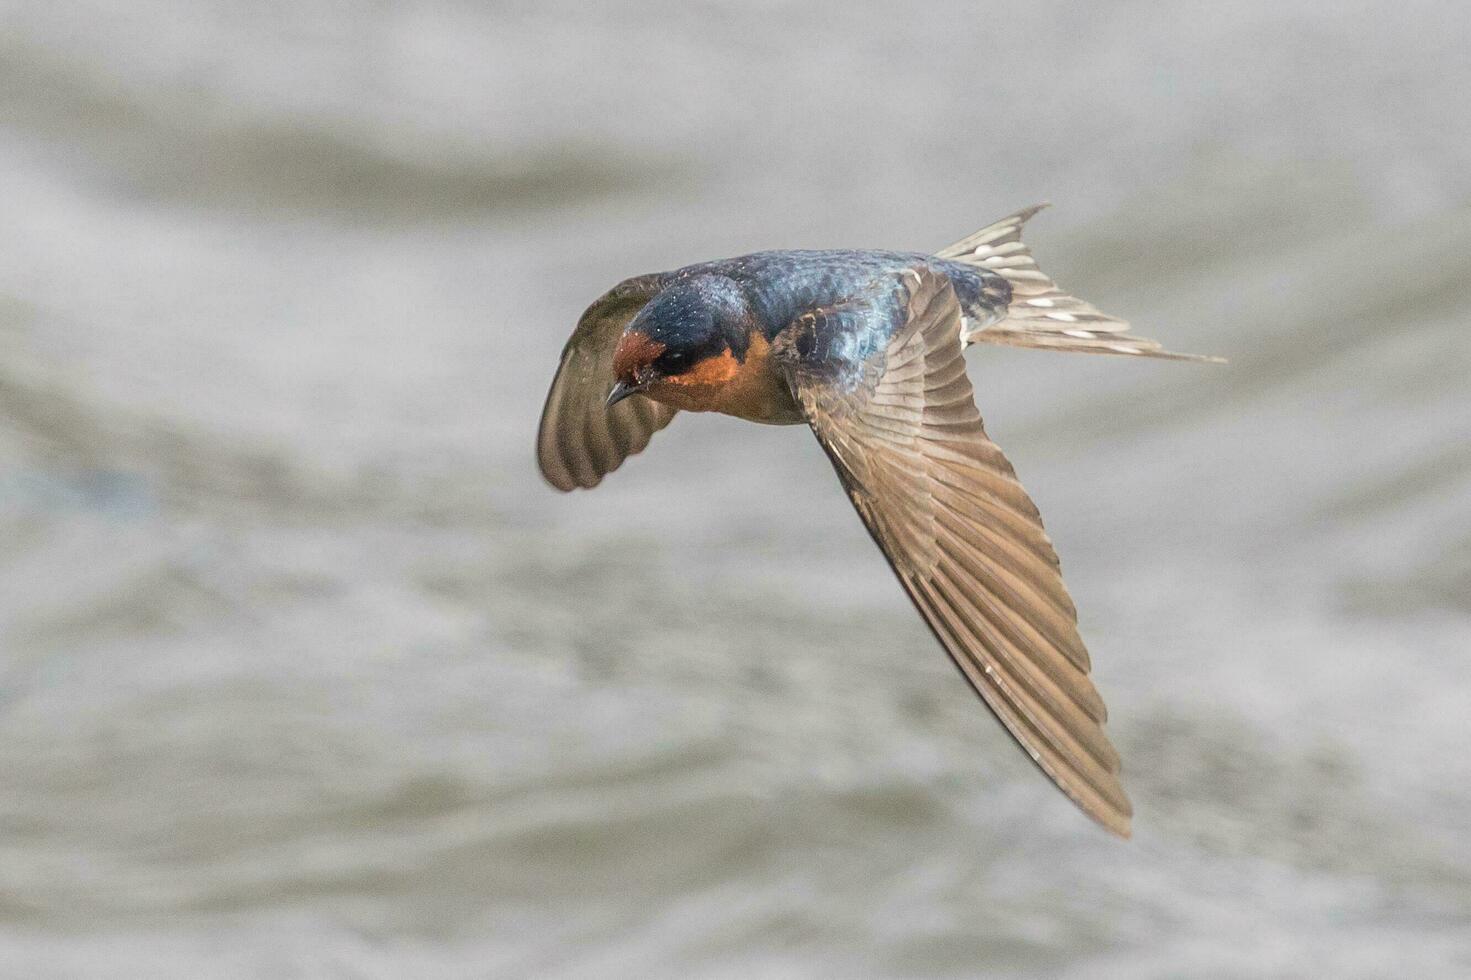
[537,205,1221,837]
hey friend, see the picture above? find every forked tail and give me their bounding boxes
[938,204,1224,362]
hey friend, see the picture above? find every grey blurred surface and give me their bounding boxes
[1,2,1469,977]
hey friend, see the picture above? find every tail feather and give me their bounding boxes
[940,204,1224,363]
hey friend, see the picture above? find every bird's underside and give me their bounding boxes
[536,206,1221,836]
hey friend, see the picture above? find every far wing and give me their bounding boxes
[537,275,678,491]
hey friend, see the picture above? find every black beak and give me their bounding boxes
[605,379,641,409]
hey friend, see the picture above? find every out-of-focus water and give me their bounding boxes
[1,2,1469,976]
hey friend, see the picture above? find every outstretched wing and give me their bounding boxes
[537,275,678,491]
[780,267,1133,836]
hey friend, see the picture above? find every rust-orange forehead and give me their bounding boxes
[611,331,666,380]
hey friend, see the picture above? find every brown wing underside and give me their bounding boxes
[786,269,1133,836]
[537,275,678,491]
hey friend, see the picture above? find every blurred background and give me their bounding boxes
[1,1,1469,976]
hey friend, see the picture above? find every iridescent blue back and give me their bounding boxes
[666,250,1002,343]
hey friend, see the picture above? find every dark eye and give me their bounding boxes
[658,349,692,373]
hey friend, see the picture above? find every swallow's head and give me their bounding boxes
[608,276,752,409]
